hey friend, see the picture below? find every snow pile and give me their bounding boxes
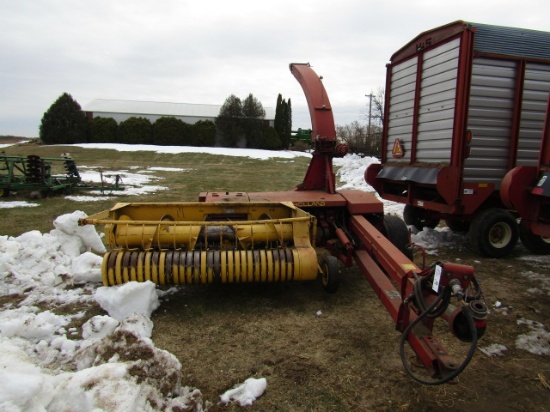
[516,319,550,356]
[412,226,468,255]
[479,343,508,357]
[334,153,379,191]
[0,212,206,411]
[0,211,104,302]
[220,377,267,407]
[95,282,160,321]
[520,270,550,296]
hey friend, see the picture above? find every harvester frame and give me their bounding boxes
[81,63,487,384]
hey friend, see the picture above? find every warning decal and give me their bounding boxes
[392,138,404,158]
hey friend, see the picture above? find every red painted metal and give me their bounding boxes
[289,63,336,143]
[509,60,527,169]
[290,63,343,194]
[381,64,393,163]
[371,21,550,235]
[351,215,480,377]
[501,93,550,237]
[350,215,419,283]
[539,93,550,169]
[500,165,538,217]
[200,62,486,382]
[452,26,474,170]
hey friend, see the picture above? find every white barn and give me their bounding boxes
[83,99,275,126]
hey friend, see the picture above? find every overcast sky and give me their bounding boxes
[1,0,548,137]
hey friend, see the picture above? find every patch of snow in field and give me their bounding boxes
[516,319,550,356]
[70,143,311,160]
[0,201,40,209]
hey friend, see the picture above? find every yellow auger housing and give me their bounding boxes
[80,202,319,287]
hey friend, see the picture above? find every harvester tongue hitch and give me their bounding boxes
[79,63,487,384]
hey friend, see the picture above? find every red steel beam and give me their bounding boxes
[350,215,419,284]
[351,215,465,377]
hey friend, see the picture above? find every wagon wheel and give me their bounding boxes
[403,205,439,231]
[469,208,518,258]
[319,255,339,293]
[383,214,413,260]
[0,187,9,197]
[519,219,550,254]
[445,218,470,233]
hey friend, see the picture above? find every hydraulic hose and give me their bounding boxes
[399,294,478,385]
[413,274,450,318]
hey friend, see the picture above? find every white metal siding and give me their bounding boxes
[416,38,460,162]
[464,58,517,186]
[517,63,550,166]
[386,57,418,161]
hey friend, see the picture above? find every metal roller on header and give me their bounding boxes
[81,61,488,385]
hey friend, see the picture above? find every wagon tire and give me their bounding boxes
[320,255,339,294]
[403,205,439,231]
[445,219,470,233]
[519,220,550,254]
[469,208,518,258]
[383,214,413,260]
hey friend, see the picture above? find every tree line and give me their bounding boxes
[39,90,384,156]
[39,92,292,150]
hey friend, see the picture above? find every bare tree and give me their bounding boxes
[358,87,384,157]
[362,87,384,127]
[336,121,367,153]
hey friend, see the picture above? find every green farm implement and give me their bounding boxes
[0,154,123,198]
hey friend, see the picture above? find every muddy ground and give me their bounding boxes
[151,238,550,411]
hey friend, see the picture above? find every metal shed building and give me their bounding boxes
[83,99,275,126]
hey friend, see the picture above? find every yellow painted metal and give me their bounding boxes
[80,202,313,250]
[82,202,319,287]
[101,247,319,287]
[137,251,144,282]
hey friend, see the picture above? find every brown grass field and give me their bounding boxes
[1,142,549,411]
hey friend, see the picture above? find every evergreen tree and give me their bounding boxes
[274,94,284,141]
[192,120,216,146]
[242,93,266,148]
[39,93,87,144]
[89,117,117,143]
[215,95,243,147]
[118,117,152,144]
[153,116,189,146]
[282,98,292,149]
[274,95,292,149]
[262,126,283,150]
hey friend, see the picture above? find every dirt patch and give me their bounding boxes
[151,244,550,411]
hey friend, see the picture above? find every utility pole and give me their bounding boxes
[366,93,373,152]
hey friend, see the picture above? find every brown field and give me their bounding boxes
[1,142,549,411]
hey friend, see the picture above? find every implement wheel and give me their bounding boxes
[445,218,470,233]
[0,188,9,197]
[469,208,518,258]
[320,255,339,293]
[383,215,413,259]
[519,220,550,254]
[403,205,439,231]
